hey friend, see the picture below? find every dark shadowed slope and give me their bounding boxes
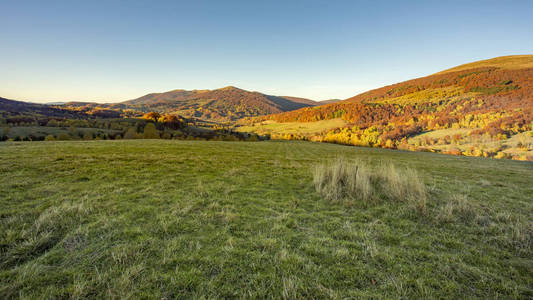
[0,97,90,119]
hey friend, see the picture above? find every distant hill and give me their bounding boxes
[116,86,318,121]
[0,96,125,124]
[55,86,320,122]
[317,99,341,105]
[2,86,322,123]
[0,97,88,119]
[247,55,533,160]
[279,96,318,106]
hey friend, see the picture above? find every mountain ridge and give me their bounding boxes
[93,86,320,121]
[1,86,323,122]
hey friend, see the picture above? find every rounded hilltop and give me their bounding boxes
[436,54,533,74]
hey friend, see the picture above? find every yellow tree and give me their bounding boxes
[143,112,162,123]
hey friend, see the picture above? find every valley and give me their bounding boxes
[2,55,533,160]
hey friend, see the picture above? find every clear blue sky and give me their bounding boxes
[1,0,532,103]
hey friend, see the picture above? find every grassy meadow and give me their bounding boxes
[235,118,347,137]
[1,140,532,298]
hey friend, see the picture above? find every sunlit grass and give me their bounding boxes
[436,55,533,74]
[0,140,531,298]
[235,118,347,136]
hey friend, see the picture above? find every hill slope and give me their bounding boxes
[246,55,533,160]
[0,97,93,121]
[118,86,318,121]
[436,55,533,74]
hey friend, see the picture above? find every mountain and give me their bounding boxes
[117,86,318,121]
[2,86,322,123]
[245,55,533,160]
[56,86,320,122]
[278,96,318,106]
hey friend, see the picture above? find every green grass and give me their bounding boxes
[1,140,532,298]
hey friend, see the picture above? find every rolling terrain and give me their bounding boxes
[0,140,531,298]
[59,86,319,122]
[2,55,533,160]
[0,97,93,120]
[243,55,533,160]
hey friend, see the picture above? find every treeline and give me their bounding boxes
[0,112,265,142]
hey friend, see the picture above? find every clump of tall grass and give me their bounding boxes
[436,194,477,223]
[379,163,427,213]
[312,158,427,212]
[312,158,371,203]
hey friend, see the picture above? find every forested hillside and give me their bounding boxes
[246,55,533,160]
[58,86,318,122]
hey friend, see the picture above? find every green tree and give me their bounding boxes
[124,128,138,139]
[143,123,159,139]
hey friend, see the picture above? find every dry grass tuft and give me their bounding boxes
[378,163,427,213]
[312,158,371,203]
[313,158,427,212]
[436,194,478,223]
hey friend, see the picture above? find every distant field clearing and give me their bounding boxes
[235,118,347,135]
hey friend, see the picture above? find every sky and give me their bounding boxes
[1,0,533,103]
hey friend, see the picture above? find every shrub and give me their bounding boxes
[161,132,172,139]
[312,158,427,213]
[56,133,72,141]
[83,132,93,140]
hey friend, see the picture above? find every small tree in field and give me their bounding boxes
[143,123,159,139]
[124,128,138,139]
